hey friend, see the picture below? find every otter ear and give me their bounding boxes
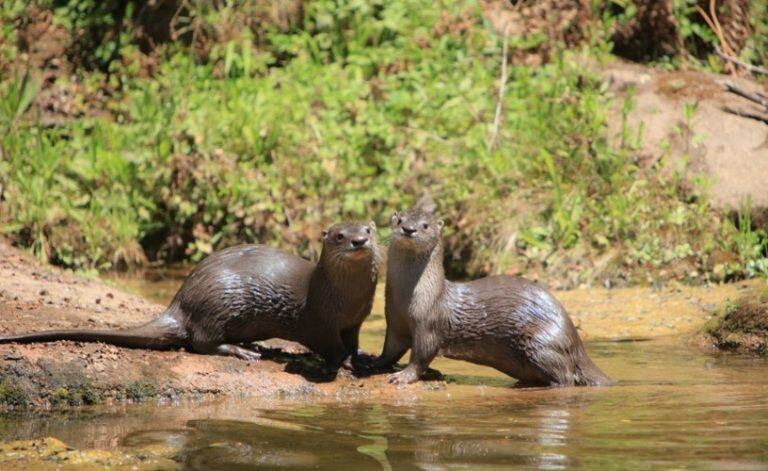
[321,230,328,239]
[437,220,444,230]
[368,221,376,230]
[390,212,399,224]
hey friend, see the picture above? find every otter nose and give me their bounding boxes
[351,237,368,248]
[402,225,417,235]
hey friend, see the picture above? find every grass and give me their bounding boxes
[0,0,766,286]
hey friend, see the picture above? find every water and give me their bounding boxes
[2,270,767,469]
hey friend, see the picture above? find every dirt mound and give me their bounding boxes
[603,61,768,220]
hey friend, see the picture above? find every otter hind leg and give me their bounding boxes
[481,344,565,387]
[524,349,576,387]
[215,344,262,361]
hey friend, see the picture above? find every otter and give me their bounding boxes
[372,210,611,387]
[0,221,380,367]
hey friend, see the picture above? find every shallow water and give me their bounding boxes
[2,339,767,469]
[2,270,766,469]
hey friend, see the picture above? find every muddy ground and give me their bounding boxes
[0,239,763,410]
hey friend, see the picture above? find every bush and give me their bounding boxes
[0,0,766,285]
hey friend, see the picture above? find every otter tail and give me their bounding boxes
[573,348,613,386]
[0,311,186,351]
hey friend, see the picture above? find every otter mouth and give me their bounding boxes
[393,232,421,243]
[345,246,371,256]
[393,230,417,239]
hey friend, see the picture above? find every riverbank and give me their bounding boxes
[0,240,394,409]
[1,240,764,410]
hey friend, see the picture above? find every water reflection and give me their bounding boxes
[1,340,767,469]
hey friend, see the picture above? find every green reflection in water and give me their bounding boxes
[1,340,767,469]
[8,269,754,468]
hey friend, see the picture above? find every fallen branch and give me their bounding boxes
[488,26,510,153]
[723,81,768,110]
[716,48,768,76]
[722,105,768,124]
[696,2,736,74]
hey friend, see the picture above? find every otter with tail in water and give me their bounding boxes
[0,221,380,367]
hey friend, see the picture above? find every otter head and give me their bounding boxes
[390,209,443,253]
[321,221,379,262]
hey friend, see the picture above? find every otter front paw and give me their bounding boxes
[387,367,420,385]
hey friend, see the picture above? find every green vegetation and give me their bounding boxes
[705,287,768,355]
[124,381,158,402]
[0,0,766,286]
[0,379,28,407]
[49,384,102,407]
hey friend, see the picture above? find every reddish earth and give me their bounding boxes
[0,240,403,410]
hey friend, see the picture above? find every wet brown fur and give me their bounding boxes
[374,210,611,387]
[0,221,380,366]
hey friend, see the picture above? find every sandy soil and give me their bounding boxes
[603,61,768,219]
[0,240,763,410]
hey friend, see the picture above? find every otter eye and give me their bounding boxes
[396,218,402,225]
[365,227,371,234]
[336,233,344,241]
[422,223,429,230]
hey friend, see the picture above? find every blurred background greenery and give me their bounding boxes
[0,0,766,287]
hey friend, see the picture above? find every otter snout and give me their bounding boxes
[401,226,417,236]
[351,236,369,248]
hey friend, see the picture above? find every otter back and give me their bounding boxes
[0,220,380,367]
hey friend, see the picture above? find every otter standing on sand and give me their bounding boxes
[372,210,611,387]
[0,221,380,367]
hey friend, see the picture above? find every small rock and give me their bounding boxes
[95,298,101,305]
[106,292,114,299]
[39,289,48,296]
[3,352,22,361]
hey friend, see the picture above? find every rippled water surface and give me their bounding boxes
[2,270,766,469]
